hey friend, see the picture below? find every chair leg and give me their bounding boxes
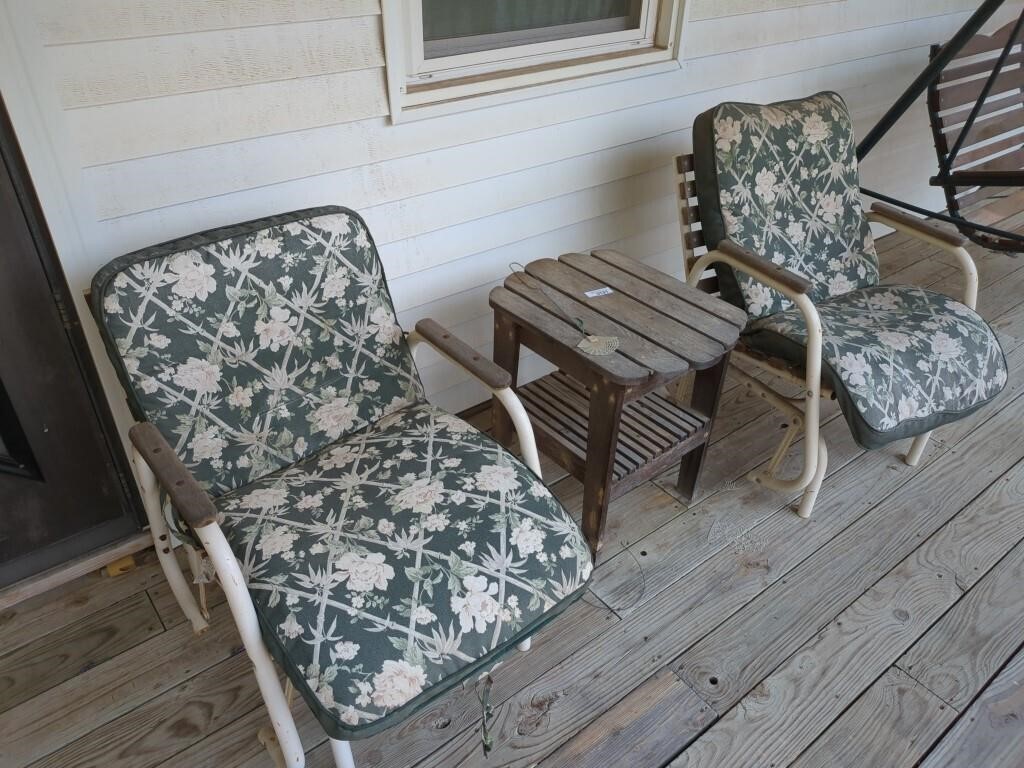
[132,447,209,634]
[330,739,356,768]
[795,440,828,519]
[197,524,305,767]
[905,431,932,467]
[517,637,532,652]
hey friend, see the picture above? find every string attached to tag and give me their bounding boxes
[508,263,620,356]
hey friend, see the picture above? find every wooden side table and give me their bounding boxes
[489,250,746,556]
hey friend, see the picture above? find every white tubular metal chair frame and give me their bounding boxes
[129,320,540,768]
[676,154,979,518]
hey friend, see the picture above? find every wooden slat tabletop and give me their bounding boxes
[490,252,745,387]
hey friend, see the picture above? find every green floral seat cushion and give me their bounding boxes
[744,286,1007,449]
[693,91,880,318]
[214,401,593,739]
[92,207,422,500]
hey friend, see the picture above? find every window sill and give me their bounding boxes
[389,48,681,124]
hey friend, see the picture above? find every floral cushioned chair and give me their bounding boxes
[677,91,1007,517]
[91,206,592,768]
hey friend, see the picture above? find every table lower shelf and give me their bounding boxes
[517,371,710,491]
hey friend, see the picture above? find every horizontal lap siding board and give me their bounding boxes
[34,0,380,44]
[689,0,838,21]
[69,69,389,166]
[52,16,385,108]
[685,0,980,57]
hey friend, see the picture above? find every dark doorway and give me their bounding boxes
[0,93,140,588]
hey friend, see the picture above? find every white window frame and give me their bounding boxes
[382,0,687,122]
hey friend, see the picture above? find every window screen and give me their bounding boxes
[422,0,644,59]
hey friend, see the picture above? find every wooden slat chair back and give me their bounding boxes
[927,19,1024,250]
[674,153,820,389]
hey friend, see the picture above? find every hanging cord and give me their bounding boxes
[507,263,620,356]
[473,664,501,757]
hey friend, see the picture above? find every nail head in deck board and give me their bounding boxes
[919,647,1024,768]
[790,667,956,768]
[0,548,166,654]
[523,258,726,368]
[31,651,260,768]
[680,457,1024,767]
[538,668,716,768]
[896,495,1024,710]
[0,603,241,768]
[0,590,162,714]
[673,390,1024,713]
[592,413,864,613]
[668,548,963,768]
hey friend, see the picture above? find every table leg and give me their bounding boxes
[491,310,521,448]
[677,354,731,503]
[582,379,625,558]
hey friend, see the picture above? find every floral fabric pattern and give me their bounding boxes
[216,401,592,737]
[697,91,879,318]
[93,208,423,494]
[745,286,1007,447]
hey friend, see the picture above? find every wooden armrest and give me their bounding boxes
[413,318,512,390]
[869,203,968,249]
[717,239,812,295]
[129,422,217,530]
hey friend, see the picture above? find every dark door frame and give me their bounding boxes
[0,93,142,586]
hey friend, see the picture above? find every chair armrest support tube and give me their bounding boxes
[128,422,218,530]
[195,523,305,765]
[688,247,824,491]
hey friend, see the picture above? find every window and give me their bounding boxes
[382,0,686,120]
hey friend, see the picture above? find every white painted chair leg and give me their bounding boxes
[795,441,828,519]
[330,739,356,768]
[132,447,209,635]
[517,637,532,652]
[196,524,305,767]
[905,431,932,467]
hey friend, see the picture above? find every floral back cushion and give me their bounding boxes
[693,91,880,319]
[92,207,424,495]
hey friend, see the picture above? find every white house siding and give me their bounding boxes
[0,0,1018,432]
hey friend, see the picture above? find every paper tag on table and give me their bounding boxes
[584,286,614,298]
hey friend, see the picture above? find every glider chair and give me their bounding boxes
[90,207,593,767]
[676,92,1007,518]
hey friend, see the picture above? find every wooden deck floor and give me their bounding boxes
[4,213,1024,768]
